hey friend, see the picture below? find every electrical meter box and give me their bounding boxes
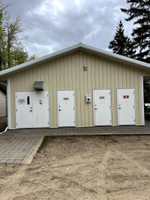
[85,95,91,103]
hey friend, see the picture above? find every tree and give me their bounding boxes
[0,2,6,69]
[0,0,35,71]
[108,20,135,57]
[4,16,29,68]
[144,80,150,103]
[121,0,150,63]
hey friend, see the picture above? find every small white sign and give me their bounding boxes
[18,99,26,104]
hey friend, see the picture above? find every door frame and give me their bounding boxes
[15,91,50,129]
[93,89,112,126]
[57,90,76,127]
[117,88,136,125]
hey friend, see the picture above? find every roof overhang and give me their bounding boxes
[0,43,150,79]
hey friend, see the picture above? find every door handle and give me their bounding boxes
[58,109,61,111]
[95,108,98,110]
[119,107,121,109]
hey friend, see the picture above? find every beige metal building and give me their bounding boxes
[0,43,150,129]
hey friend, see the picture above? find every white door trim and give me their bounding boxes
[117,89,120,125]
[93,90,95,125]
[141,76,145,125]
[93,89,112,126]
[47,91,50,128]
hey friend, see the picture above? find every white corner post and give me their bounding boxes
[7,79,11,129]
[141,76,145,126]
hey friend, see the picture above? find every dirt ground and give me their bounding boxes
[1,135,150,200]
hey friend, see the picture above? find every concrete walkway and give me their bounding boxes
[0,120,150,164]
[0,134,43,164]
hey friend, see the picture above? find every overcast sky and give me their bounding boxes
[4,0,133,58]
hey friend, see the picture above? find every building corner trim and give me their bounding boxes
[7,79,11,129]
[141,76,145,126]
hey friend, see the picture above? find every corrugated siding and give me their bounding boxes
[0,91,6,117]
[9,51,150,128]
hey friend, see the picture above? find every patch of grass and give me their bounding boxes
[37,136,57,152]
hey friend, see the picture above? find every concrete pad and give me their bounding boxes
[0,135,43,164]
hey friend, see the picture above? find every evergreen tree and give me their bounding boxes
[109,20,135,57]
[121,0,150,63]
[144,80,150,103]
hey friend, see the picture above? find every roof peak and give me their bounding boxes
[0,43,150,79]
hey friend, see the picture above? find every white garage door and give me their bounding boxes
[93,90,112,126]
[117,89,135,125]
[15,91,49,128]
[57,90,75,127]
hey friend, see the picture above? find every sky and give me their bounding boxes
[4,0,133,58]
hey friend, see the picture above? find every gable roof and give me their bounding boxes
[0,43,150,79]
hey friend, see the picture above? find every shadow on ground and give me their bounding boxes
[0,117,7,132]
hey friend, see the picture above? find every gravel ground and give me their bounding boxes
[0,135,150,200]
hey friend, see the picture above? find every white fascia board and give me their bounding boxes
[0,43,150,78]
[80,43,150,69]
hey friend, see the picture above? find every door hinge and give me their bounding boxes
[133,105,135,108]
[73,107,75,110]
[16,109,18,112]
[48,122,49,124]
[47,108,49,111]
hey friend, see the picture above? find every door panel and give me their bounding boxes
[57,91,75,127]
[117,89,135,125]
[15,91,50,128]
[32,91,49,128]
[15,92,32,128]
[93,90,112,126]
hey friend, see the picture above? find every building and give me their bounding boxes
[0,43,150,129]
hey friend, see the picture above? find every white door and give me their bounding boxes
[117,89,135,125]
[32,91,49,128]
[15,91,49,128]
[93,90,112,126]
[16,92,33,128]
[57,90,75,127]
